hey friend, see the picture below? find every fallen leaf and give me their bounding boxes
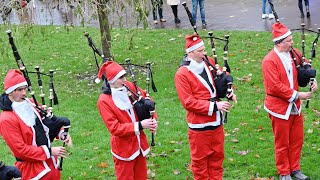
[237,150,251,156]
[173,169,181,175]
[232,128,240,133]
[240,122,248,126]
[256,105,262,112]
[231,139,239,143]
[96,162,108,168]
[307,129,313,133]
[256,126,265,132]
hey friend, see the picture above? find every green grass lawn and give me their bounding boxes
[0,24,319,180]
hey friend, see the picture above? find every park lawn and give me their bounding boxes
[0,24,319,180]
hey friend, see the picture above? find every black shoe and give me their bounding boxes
[202,21,207,26]
[306,11,310,18]
[174,17,181,24]
[301,13,305,18]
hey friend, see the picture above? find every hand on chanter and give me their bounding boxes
[61,134,73,148]
[141,118,158,133]
[310,80,318,92]
[217,101,231,112]
[298,92,312,100]
[226,90,237,103]
[51,146,67,158]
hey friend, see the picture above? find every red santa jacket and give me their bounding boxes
[262,47,302,120]
[0,97,60,180]
[97,81,156,161]
[174,56,222,129]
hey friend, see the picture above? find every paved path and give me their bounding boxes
[1,0,319,32]
[156,0,320,31]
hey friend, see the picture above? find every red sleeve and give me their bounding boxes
[0,114,50,162]
[174,68,212,115]
[262,57,296,101]
[97,95,136,137]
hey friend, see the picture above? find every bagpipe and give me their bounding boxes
[84,32,158,146]
[182,1,234,123]
[268,0,318,108]
[6,30,71,170]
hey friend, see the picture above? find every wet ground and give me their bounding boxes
[0,0,319,32]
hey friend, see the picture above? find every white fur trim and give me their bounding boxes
[5,81,27,94]
[208,101,214,116]
[186,41,204,53]
[108,70,126,84]
[264,104,293,120]
[141,147,150,157]
[30,161,51,180]
[273,30,292,42]
[41,145,51,159]
[111,149,140,161]
[134,122,140,135]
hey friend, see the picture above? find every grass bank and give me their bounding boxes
[0,25,319,180]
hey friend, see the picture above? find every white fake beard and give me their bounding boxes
[111,87,133,110]
[279,51,293,72]
[189,59,205,74]
[12,100,37,127]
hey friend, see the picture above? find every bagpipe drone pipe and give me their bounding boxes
[6,30,71,170]
[84,32,158,146]
[181,2,234,123]
[268,0,318,108]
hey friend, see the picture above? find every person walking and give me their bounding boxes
[262,0,274,19]
[151,0,166,24]
[192,0,206,26]
[167,0,181,24]
[298,0,310,18]
[0,69,72,180]
[174,34,237,180]
[262,22,317,180]
[97,61,158,180]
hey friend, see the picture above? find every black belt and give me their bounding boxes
[15,157,24,162]
[189,125,221,131]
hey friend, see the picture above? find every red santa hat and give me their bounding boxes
[185,34,204,53]
[96,61,126,84]
[272,22,292,43]
[4,69,28,94]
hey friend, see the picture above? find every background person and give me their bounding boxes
[262,0,274,19]
[97,61,158,180]
[262,22,317,180]
[151,0,166,24]
[0,69,72,180]
[298,0,310,18]
[192,0,206,27]
[174,34,237,180]
[167,0,181,24]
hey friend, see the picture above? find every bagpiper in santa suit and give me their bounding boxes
[97,61,158,180]
[174,34,236,180]
[0,69,71,180]
[262,22,318,180]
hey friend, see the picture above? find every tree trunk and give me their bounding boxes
[97,0,112,61]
